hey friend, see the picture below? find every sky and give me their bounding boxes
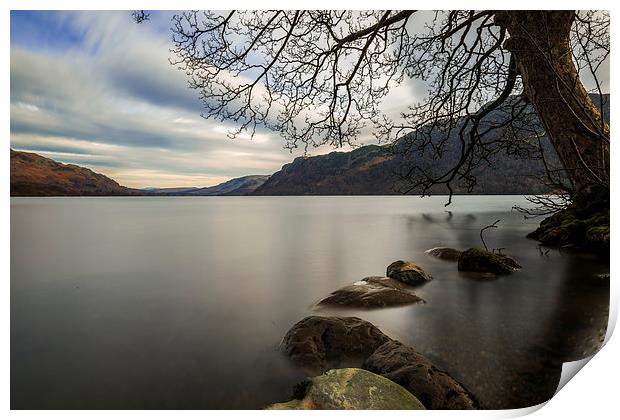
[10,10,609,188]
[10,11,367,188]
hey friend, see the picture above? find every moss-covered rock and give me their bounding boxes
[281,317,482,409]
[457,248,521,275]
[265,368,426,410]
[386,260,432,286]
[316,276,425,309]
[527,186,609,254]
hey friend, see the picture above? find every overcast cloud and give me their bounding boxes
[10,11,608,188]
[10,11,359,187]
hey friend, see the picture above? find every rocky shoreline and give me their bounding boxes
[526,187,610,255]
[268,250,523,409]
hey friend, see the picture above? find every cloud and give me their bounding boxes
[10,11,304,188]
[11,11,611,187]
[15,11,559,188]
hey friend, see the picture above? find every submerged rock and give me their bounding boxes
[316,276,425,309]
[457,248,521,275]
[266,368,426,410]
[363,341,480,409]
[386,260,432,286]
[425,247,462,261]
[281,316,391,374]
[457,271,497,281]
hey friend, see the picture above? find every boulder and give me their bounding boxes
[425,247,462,261]
[386,260,432,286]
[457,248,521,275]
[281,316,391,374]
[266,368,426,410]
[527,185,609,253]
[362,341,480,409]
[316,276,425,308]
[281,317,482,409]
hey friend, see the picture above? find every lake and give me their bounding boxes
[10,196,609,409]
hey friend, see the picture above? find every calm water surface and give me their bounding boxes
[11,196,609,409]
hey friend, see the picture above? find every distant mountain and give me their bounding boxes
[255,94,609,196]
[253,138,559,196]
[142,186,199,193]
[151,175,270,196]
[10,149,142,196]
[252,144,550,196]
[142,186,201,194]
[10,95,608,197]
[253,145,399,195]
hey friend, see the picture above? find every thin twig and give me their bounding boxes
[480,219,501,251]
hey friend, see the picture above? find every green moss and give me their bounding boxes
[560,217,588,236]
[266,368,426,410]
[457,248,520,275]
[386,260,432,286]
[408,264,430,279]
[464,248,486,257]
[458,248,521,274]
[528,187,609,254]
[586,225,610,244]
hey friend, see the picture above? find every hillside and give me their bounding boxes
[252,144,554,195]
[254,94,609,196]
[253,145,399,195]
[186,175,269,196]
[10,95,608,197]
[10,149,142,196]
[149,175,270,196]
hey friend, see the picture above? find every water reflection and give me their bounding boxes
[11,196,608,409]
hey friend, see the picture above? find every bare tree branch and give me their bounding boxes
[166,10,609,203]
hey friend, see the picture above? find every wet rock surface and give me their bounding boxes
[281,316,391,374]
[457,248,521,275]
[386,260,432,286]
[362,341,480,409]
[425,247,462,261]
[316,276,425,308]
[281,316,482,409]
[265,368,426,410]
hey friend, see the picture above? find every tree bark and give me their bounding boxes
[495,10,609,193]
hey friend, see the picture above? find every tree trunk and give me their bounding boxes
[495,10,609,193]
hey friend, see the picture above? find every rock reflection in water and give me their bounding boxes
[11,196,609,409]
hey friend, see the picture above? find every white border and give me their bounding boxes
[3,1,617,419]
